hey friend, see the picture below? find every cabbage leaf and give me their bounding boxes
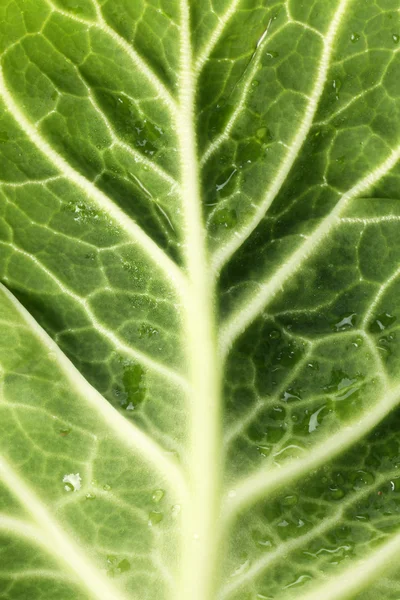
[1,1,400,599]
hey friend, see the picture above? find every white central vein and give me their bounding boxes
[0,67,187,294]
[211,0,351,274]
[0,457,131,600]
[176,2,222,600]
[0,283,186,496]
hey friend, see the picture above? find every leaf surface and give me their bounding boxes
[1,1,400,599]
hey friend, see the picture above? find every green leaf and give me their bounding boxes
[0,1,400,599]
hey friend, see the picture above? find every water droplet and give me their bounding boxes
[138,324,159,339]
[121,362,146,410]
[63,473,81,492]
[371,312,397,332]
[103,484,111,491]
[308,405,326,433]
[251,80,259,87]
[171,504,181,517]
[257,445,270,457]
[152,489,165,503]
[307,362,319,371]
[352,470,374,489]
[106,556,131,577]
[278,519,289,527]
[59,427,71,436]
[284,574,312,589]
[350,33,360,43]
[274,444,304,458]
[85,492,96,500]
[256,538,272,548]
[231,558,250,577]
[332,78,342,100]
[148,511,163,526]
[214,208,238,229]
[281,494,298,507]
[0,131,10,143]
[329,487,345,500]
[265,50,279,59]
[216,168,237,192]
[117,559,130,573]
[393,33,399,44]
[334,313,356,331]
[282,389,301,402]
[269,329,280,339]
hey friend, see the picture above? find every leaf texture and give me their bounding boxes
[1,1,400,599]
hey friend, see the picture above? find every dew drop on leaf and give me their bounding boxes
[85,492,96,500]
[0,131,10,143]
[350,32,360,43]
[329,487,345,500]
[63,473,81,492]
[152,489,165,503]
[393,33,399,43]
[121,362,146,409]
[214,208,238,229]
[333,312,356,331]
[117,559,131,573]
[58,426,71,436]
[281,494,298,507]
[370,312,396,332]
[352,470,374,489]
[148,511,164,526]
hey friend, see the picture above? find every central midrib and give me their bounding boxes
[176,2,223,599]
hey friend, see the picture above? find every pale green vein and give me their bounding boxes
[201,19,287,167]
[0,570,75,583]
[194,0,242,75]
[223,346,312,447]
[0,514,45,546]
[45,0,177,114]
[362,264,400,328]
[341,216,400,224]
[0,283,187,497]
[0,67,187,293]
[221,471,394,598]
[0,457,132,600]
[1,243,187,389]
[220,145,400,356]
[39,33,178,189]
[296,530,400,600]
[224,379,399,521]
[211,0,351,275]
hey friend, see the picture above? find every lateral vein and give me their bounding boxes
[220,145,400,355]
[0,283,187,497]
[1,242,188,389]
[194,0,242,75]
[211,0,351,275]
[0,458,132,600]
[225,380,400,520]
[45,0,177,114]
[0,67,186,294]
